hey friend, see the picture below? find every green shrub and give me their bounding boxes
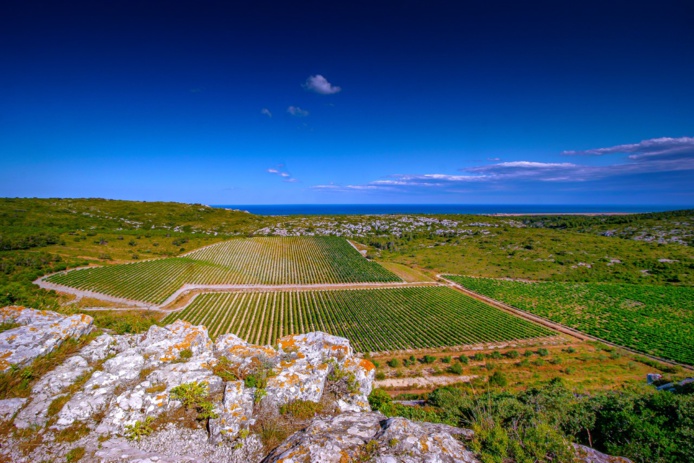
[375,371,386,380]
[458,354,469,364]
[448,363,463,375]
[387,358,401,368]
[423,355,437,364]
[537,348,549,357]
[65,447,85,462]
[368,388,392,410]
[488,371,508,387]
[280,400,324,419]
[170,381,217,421]
[488,351,503,360]
[124,416,155,441]
[472,353,485,361]
[505,350,519,359]
[441,356,452,363]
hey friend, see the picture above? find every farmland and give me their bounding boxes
[45,237,400,304]
[446,275,694,365]
[162,286,555,352]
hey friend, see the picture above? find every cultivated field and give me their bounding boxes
[45,237,400,304]
[162,286,555,351]
[446,275,694,365]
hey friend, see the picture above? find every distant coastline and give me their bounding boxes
[212,204,679,216]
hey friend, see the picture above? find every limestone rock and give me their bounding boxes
[141,320,214,365]
[14,333,119,429]
[262,412,386,462]
[0,398,27,421]
[373,417,479,463]
[264,412,480,463]
[266,357,330,406]
[0,306,93,372]
[278,332,352,366]
[209,380,255,443]
[214,333,279,377]
[574,444,634,463]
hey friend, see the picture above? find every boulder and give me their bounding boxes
[277,332,352,366]
[214,333,279,377]
[208,380,256,443]
[0,306,93,372]
[574,444,634,463]
[14,333,118,429]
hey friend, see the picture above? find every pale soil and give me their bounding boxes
[375,375,477,389]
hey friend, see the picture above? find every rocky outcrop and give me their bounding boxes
[262,412,479,463]
[0,308,633,463]
[0,306,94,372]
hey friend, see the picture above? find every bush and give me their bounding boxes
[423,355,437,364]
[488,371,508,387]
[441,356,452,364]
[488,351,503,360]
[458,355,469,364]
[448,363,463,375]
[368,388,392,410]
[375,372,386,380]
[124,416,155,441]
[505,350,519,359]
[537,348,549,357]
[472,353,485,362]
[387,358,401,368]
[279,400,324,419]
[523,350,533,357]
[170,381,217,421]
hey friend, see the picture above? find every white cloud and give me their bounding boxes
[303,75,342,95]
[309,135,694,194]
[261,108,272,117]
[287,106,309,117]
[563,137,694,159]
[267,165,298,183]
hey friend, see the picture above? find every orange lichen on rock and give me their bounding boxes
[359,358,375,372]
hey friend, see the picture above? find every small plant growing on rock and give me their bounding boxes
[213,356,238,382]
[327,362,360,394]
[65,446,85,462]
[170,381,218,421]
[375,372,386,380]
[279,399,324,419]
[177,348,193,361]
[387,358,401,368]
[124,416,155,441]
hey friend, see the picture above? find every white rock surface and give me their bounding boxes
[0,306,93,372]
[209,380,256,443]
[0,398,27,421]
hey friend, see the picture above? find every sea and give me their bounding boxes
[211,204,679,216]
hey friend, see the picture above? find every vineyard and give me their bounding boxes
[446,275,694,365]
[161,286,555,352]
[45,237,400,304]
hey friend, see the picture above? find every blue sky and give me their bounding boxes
[1,0,693,205]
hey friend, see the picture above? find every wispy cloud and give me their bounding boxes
[562,137,694,160]
[260,108,272,118]
[303,75,341,95]
[267,164,298,183]
[311,136,694,195]
[287,106,309,117]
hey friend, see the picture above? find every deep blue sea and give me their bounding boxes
[212,204,679,216]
